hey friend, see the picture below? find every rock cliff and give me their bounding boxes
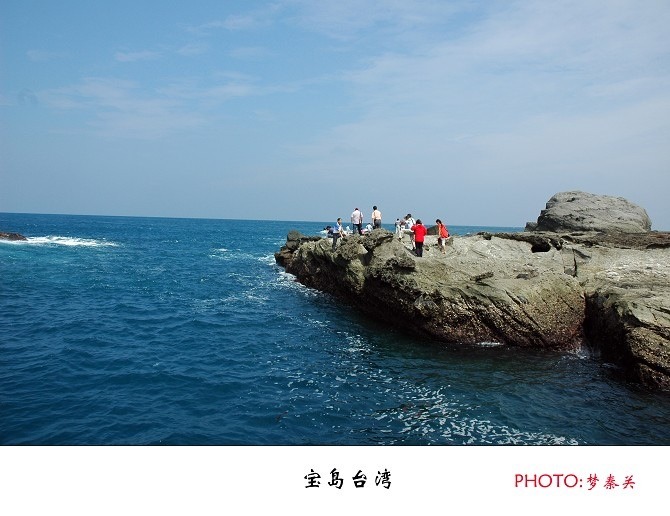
[275,192,670,391]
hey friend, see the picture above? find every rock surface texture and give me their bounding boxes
[276,192,670,391]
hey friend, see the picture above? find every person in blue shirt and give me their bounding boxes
[331,217,344,251]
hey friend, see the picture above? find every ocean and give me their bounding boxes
[1,212,669,445]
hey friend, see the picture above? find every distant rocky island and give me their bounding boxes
[275,191,670,391]
[0,232,27,241]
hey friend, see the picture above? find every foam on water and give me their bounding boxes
[1,235,118,247]
[476,341,504,348]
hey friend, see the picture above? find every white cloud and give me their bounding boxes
[203,15,256,31]
[281,0,670,225]
[187,10,275,35]
[0,92,15,106]
[229,46,273,60]
[177,42,209,56]
[27,49,67,62]
[114,50,161,63]
[17,89,39,106]
[282,0,464,41]
[8,0,669,225]
[39,78,203,139]
[37,71,268,140]
[300,0,670,145]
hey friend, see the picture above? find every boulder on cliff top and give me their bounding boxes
[526,191,652,233]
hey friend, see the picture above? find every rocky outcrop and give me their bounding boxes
[275,192,670,391]
[0,232,27,241]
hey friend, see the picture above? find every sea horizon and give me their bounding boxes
[0,211,526,231]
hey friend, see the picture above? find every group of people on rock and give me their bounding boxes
[328,205,450,257]
[348,206,381,235]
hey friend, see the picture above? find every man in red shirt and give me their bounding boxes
[410,219,428,257]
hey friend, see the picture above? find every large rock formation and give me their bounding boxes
[526,191,652,233]
[276,192,670,391]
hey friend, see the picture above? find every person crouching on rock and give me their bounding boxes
[436,219,450,254]
[411,219,428,257]
[331,217,345,251]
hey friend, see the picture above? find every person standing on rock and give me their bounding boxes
[351,208,363,235]
[395,218,403,240]
[436,219,450,254]
[405,214,415,250]
[372,206,382,229]
[331,217,345,251]
[411,219,428,257]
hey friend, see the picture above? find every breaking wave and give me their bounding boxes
[1,235,118,247]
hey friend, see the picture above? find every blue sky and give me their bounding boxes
[2,0,669,228]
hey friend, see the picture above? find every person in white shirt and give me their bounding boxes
[404,214,415,249]
[350,208,363,235]
[395,218,403,239]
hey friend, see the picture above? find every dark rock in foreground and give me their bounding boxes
[275,191,670,391]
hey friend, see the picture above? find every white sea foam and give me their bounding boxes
[1,236,118,247]
[209,249,259,262]
[476,341,504,348]
[258,254,276,265]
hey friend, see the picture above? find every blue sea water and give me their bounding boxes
[1,213,669,445]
